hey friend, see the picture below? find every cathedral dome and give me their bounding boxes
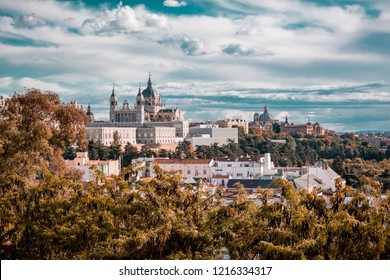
[259,112,273,122]
[258,105,274,122]
[142,74,158,98]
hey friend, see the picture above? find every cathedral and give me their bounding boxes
[86,74,189,146]
[109,74,183,124]
[250,104,277,131]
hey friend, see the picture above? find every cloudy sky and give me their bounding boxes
[0,0,390,132]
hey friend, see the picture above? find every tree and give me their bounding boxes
[139,145,155,158]
[122,143,139,168]
[63,146,77,160]
[173,140,195,159]
[108,131,122,160]
[0,89,87,179]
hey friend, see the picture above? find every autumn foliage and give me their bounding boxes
[0,90,389,260]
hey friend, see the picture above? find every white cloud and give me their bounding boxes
[221,43,274,57]
[12,13,46,29]
[0,0,390,131]
[18,77,73,94]
[0,77,14,88]
[81,3,168,34]
[158,35,210,55]
[163,1,187,8]
[0,0,92,29]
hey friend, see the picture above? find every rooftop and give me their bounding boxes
[152,158,213,165]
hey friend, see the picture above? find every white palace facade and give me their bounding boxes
[86,74,189,146]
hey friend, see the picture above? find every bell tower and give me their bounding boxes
[109,84,117,122]
[136,84,144,124]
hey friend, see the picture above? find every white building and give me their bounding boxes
[295,161,344,192]
[186,124,238,146]
[263,153,277,176]
[0,95,9,111]
[293,173,328,193]
[86,124,137,146]
[210,174,231,186]
[85,74,189,145]
[132,157,169,178]
[211,156,264,179]
[65,152,120,182]
[136,126,178,144]
[150,158,214,179]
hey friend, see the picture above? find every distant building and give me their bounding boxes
[280,117,325,136]
[186,124,238,146]
[216,119,248,134]
[211,155,264,179]
[210,174,231,186]
[270,139,287,144]
[86,124,137,146]
[109,74,184,123]
[135,153,278,181]
[132,157,169,178]
[293,173,328,193]
[85,74,189,146]
[249,105,278,131]
[0,95,9,111]
[294,161,344,192]
[65,152,119,182]
[86,103,95,123]
[150,158,214,179]
[136,126,177,145]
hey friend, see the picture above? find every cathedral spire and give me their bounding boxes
[111,83,115,97]
[86,102,94,123]
[264,104,268,113]
[147,72,152,88]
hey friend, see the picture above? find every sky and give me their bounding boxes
[0,0,390,132]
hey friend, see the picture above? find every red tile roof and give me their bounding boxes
[152,158,212,165]
[211,175,230,179]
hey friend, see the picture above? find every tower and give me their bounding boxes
[136,85,144,123]
[109,84,118,122]
[136,83,143,107]
[141,73,162,116]
[264,104,269,114]
[86,103,95,123]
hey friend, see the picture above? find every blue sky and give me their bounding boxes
[0,0,390,132]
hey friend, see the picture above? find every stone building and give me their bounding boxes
[250,105,277,131]
[280,117,325,136]
[85,74,189,146]
[109,74,183,123]
[136,126,177,144]
[86,124,137,146]
[86,103,94,123]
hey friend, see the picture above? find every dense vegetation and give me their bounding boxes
[1,90,390,259]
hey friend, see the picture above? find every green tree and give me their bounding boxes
[122,143,139,168]
[173,140,195,159]
[108,131,122,160]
